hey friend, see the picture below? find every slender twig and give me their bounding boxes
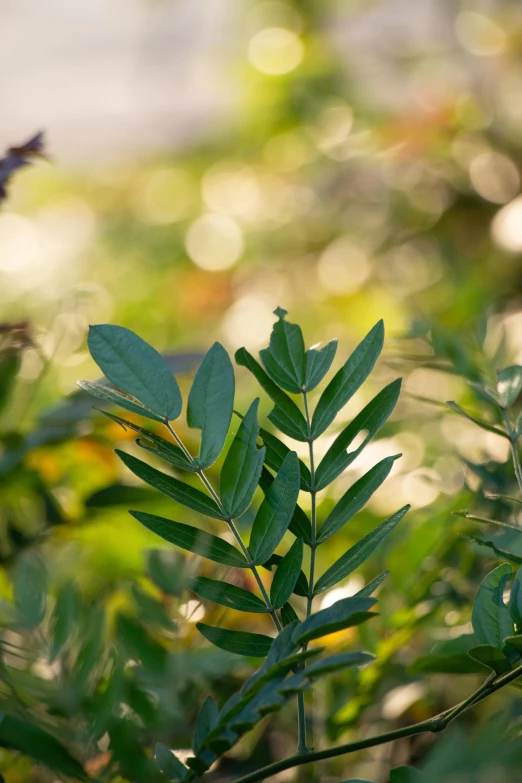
[228,665,522,783]
[164,421,282,632]
[502,409,522,498]
[297,389,316,753]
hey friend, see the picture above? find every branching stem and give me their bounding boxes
[164,421,281,632]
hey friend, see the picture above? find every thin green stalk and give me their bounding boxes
[502,408,522,498]
[229,665,522,783]
[296,390,317,753]
[164,421,282,632]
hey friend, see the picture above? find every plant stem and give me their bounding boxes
[229,665,522,783]
[502,408,522,498]
[164,422,282,632]
[296,390,317,753]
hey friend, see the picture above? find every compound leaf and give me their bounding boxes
[259,309,306,393]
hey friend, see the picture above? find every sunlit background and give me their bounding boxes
[3,1,522,780]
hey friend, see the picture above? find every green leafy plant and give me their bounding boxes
[78,311,522,783]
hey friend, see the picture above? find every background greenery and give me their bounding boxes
[3,0,522,780]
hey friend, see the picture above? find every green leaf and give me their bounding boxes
[187,343,235,468]
[235,348,308,441]
[509,565,522,625]
[249,452,300,564]
[259,427,312,491]
[130,510,248,567]
[190,576,267,613]
[389,766,424,783]
[304,340,338,392]
[262,552,309,596]
[78,379,165,423]
[193,696,219,754]
[317,456,399,544]
[304,651,374,677]
[472,564,514,648]
[147,548,190,596]
[497,365,522,407]
[311,321,384,438]
[196,623,273,657]
[0,714,89,780]
[270,538,304,609]
[50,581,81,662]
[131,583,173,629]
[259,310,306,393]
[13,551,47,628]
[314,505,409,594]
[116,613,167,671]
[281,603,299,626]
[220,399,265,518]
[467,644,512,674]
[469,536,522,564]
[446,401,508,439]
[292,596,376,645]
[454,511,521,533]
[315,380,402,491]
[117,450,224,519]
[503,635,522,652]
[411,634,486,674]
[155,742,188,781]
[259,467,311,544]
[355,570,389,598]
[100,409,195,471]
[87,324,182,420]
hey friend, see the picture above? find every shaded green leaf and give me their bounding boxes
[281,603,299,626]
[262,552,309,597]
[87,324,182,420]
[292,596,376,644]
[130,511,248,568]
[78,379,165,423]
[100,409,195,471]
[117,450,224,519]
[259,310,306,393]
[155,742,188,781]
[315,380,402,491]
[497,365,522,407]
[304,651,374,677]
[259,427,312,491]
[0,714,89,780]
[314,505,409,594]
[50,581,81,662]
[503,635,522,652]
[193,696,219,754]
[389,766,424,783]
[147,548,190,595]
[13,551,47,628]
[467,644,511,674]
[259,467,311,544]
[196,623,273,657]
[249,452,300,564]
[131,583,173,629]
[187,342,235,468]
[469,535,522,564]
[411,634,486,675]
[116,613,167,671]
[446,401,508,439]
[317,456,399,544]
[355,570,389,598]
[509,565,522,626]
[270,538,304,609]
[190,576,267,613]
[311,321,384,438]
[221,399,265,518]
[304,340,338,392]
[472,564,514,647]
[235,347,308,441]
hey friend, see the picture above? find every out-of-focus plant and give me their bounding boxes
[75,310,522,783]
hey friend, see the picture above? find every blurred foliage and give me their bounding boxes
[3,0,522,780]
